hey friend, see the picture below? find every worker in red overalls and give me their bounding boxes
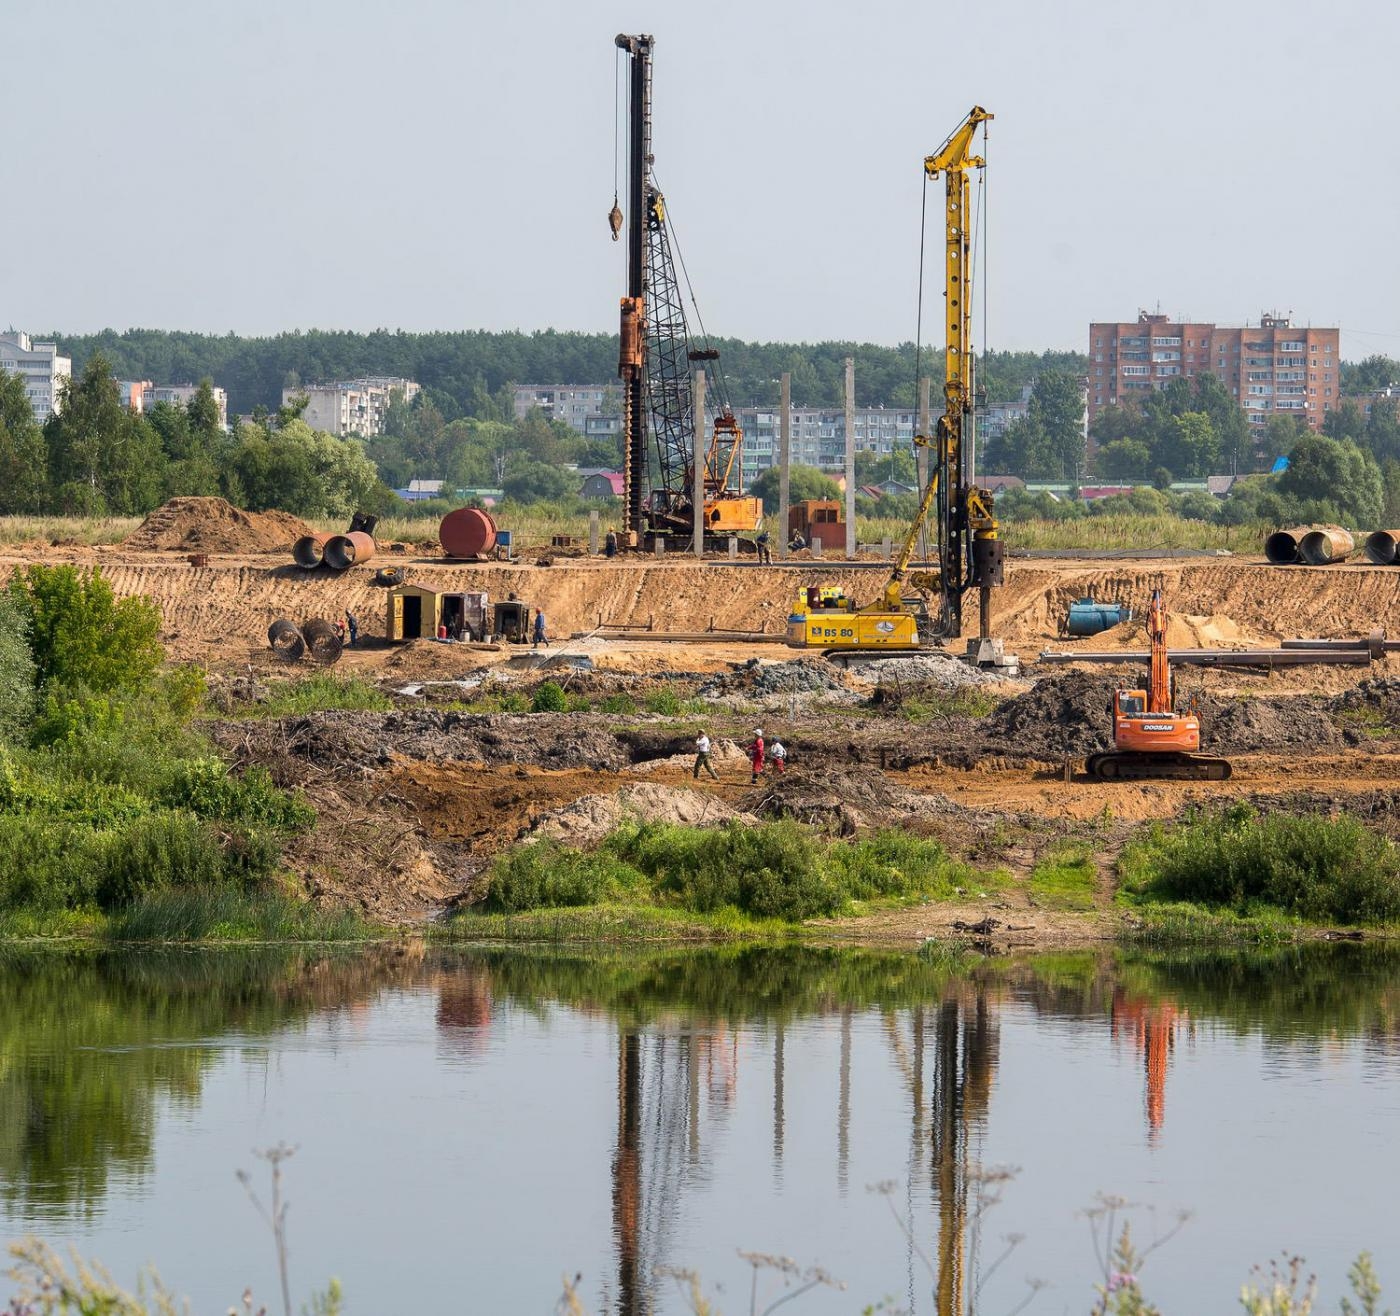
[746,728,766,784]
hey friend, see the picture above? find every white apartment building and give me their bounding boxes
[513,384,614,428]
[0,331,71,422]
[285,377,421,438]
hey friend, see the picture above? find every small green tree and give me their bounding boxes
[0,594,36,744]
[7,564,163,693]
[748,464,841,510]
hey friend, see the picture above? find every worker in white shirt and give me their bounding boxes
[693,730,719,780]
[769,739,787,774]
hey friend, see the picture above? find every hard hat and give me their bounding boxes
[754,728,763,736]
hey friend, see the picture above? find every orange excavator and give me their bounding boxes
[1086,588,1232,781]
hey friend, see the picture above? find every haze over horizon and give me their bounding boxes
[8,0,1396,359]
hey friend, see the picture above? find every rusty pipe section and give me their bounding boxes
[267,619,306,660]
[324,531,376,570]
[1264,526,1313,564]
[1365,530,1400,564]
[1299,527,1354,565]
[300,617,344,664]
[292,533,331,568]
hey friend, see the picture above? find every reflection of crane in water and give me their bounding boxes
[883,991,1000,1315]
[610,1023,737,1315]
[1111,990,1183,1143]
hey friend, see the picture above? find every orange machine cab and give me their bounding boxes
[1111,689,1200,755]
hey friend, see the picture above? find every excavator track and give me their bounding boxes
[1086,752,1232,782]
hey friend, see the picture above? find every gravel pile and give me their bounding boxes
[840,651,1005,690]
[698,658,847,698]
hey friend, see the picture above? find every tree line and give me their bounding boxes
[50,327,1085,421]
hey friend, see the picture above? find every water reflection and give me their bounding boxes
[2,942,1400,1312]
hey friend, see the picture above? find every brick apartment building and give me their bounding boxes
[1088,311,1340,455]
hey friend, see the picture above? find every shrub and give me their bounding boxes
[531,681,568,713]
[0,594,35,744]
[96,813,228,907]
[483,841,635,912]
[599,693,637,715]
[7,563,162,693]
[159,759,315,831]
[643,688,682,716]
[1120,803,1400,925]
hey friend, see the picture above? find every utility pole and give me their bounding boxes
[692,369,706,558]
[777,372,791,560]
[843,356,856,559]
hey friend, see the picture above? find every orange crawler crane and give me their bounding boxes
[1086,588,1232,781]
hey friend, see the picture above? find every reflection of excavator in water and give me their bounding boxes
[1087,588,1232,781]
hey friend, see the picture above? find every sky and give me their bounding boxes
[6,0,1397,356]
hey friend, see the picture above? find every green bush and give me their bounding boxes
[531,681,568,713]
[96,813,228,907]
[483,841,636,912]
[0,594,35,745]
[110,887,368,941]
[642,688,682,715]
[1120,804,1400,925]
[159,759,315,831]
[479,821,984,923]
[599,693,637,715]
[7,563,162,693]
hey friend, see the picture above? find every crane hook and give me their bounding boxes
[608,202,623,242]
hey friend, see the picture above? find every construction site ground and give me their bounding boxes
[12,515,1400,948]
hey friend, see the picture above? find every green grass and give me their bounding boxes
[474,821,983,925]
[108,888,374,941]
[1118,803,1400,926]
[895,686,1002,722]
[436,902,801,943]
[243,674,393,718]
[1030,841,1098,911]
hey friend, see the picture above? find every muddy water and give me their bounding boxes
[1,943,1398,1313]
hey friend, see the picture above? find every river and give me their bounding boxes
[0,942,1396,1313]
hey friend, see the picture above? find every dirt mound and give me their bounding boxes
[1093,611,1264,649]
[1197,692,1342,755]
[211,709,633,779]
[124,497,315,553]
[1330,677,1400,731]
[985,672,1117,757]
[629,738,749,774]
[984,671,1344,759]
[531,782,750,845]
[754,765,929,834]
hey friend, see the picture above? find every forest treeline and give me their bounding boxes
[50,327,1086,419]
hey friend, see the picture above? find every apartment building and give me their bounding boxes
[120,380,229,429]
[284,377,421,438]
[0,331,71,422]
[513,385,615,428]
[1088,312,1340,448]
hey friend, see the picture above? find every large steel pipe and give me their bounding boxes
[1299,527,1354,565]
[440,507,498,559]
[300,617,344,664]
[267,619,306,661]
[1365,530,1400,564]
[1264,526,1311,565]
[292,533,330,568]
[324,531,375,569]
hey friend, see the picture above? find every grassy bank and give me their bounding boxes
[443,819,1002,940]
[1119,803,1400,928]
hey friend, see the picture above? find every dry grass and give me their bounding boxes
[0,516,143,546]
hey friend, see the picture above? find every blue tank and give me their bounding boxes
[1065,596,1132,637]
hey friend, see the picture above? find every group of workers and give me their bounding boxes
[693,728,787,784]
